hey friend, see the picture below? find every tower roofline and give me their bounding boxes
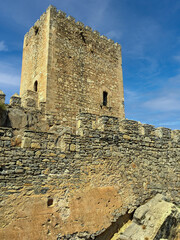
[25,5,121,52]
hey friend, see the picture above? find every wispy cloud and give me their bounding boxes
[0,72,20,86]
[125,18,162,58]
[0,41,8,51]
[156,120,180,127]
[173,55,180,62]
[168,73,180,84]
[82,0,110,29]
[124,89,141,101]
[144,96,180,111]
[0,61,20,87]
[142,73,180,112]
[106,30,122,40]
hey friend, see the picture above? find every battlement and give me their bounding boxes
[24,5,121,66]
[25,5,121,52]
[76,112,180,142]
[1,108,180,150]
[0,112,179,214]
[48,5,121,58]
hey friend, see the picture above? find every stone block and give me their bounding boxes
[31,142,41,149]
[15,169,24,174]
[21,137,31,148]
[70,144,76,151]
[10,93,21,106]
[123,135,131,140]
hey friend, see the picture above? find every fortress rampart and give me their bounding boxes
[0,112,179,239]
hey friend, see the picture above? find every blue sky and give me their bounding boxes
[0,0,180,129]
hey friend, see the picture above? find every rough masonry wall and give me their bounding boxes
[0,113,179,239]
[46,6,124,128]
[20,9,50,106]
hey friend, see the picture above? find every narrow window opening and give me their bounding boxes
[34,26,39,35]
[103,91,108,106]
[47,198,53,207]
[34,81,38,92]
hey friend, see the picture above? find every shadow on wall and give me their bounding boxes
[0,102,8,127]
[0,103,40,132]
[95,212,133,240]
[0,105,22,129]
[0,91,23,128]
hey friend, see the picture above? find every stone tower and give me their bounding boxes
[20,6,125,129]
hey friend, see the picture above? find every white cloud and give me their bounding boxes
[0,41,8,51]
[168,73,180,85]
[106,30,122,40]
[142,73,180,112]
[0,61,21,87]
[156,121,180,127]
[124,89,141,101]
[144,97,180,111]
[83,0,110,29]
[0,72,20,86]
[173,55,180,62]
[124,18,162,59]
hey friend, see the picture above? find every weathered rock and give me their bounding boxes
[119,194,180,240]
[7,108,26,128]
[6,107,42,131]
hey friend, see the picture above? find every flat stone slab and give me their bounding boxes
[119,194,180,240]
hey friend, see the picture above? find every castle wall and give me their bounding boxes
[3,5,179,240]
[46,7,124,129]
[20,9,50,106]
[0,113,179,239]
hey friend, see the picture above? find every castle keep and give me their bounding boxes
[0,6,179,240]
[20,6,124,129]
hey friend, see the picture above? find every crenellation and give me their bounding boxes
[57,9,67,18]
[115,42,121,48]
[1,113,179,212]
[108,38,114,44]
[154,127,171,139]
[47,5,57,15]
[138,125,146,135]
[67,15,75,22]
[76,21,85,28]
[141,123,156,136]
[100,35,108,40]
[171,129,180,141]
[49,6,119,54]
[85,25,92,31]
[93,30,100,36]
[10,93,21,106]
[25,11,46,42]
